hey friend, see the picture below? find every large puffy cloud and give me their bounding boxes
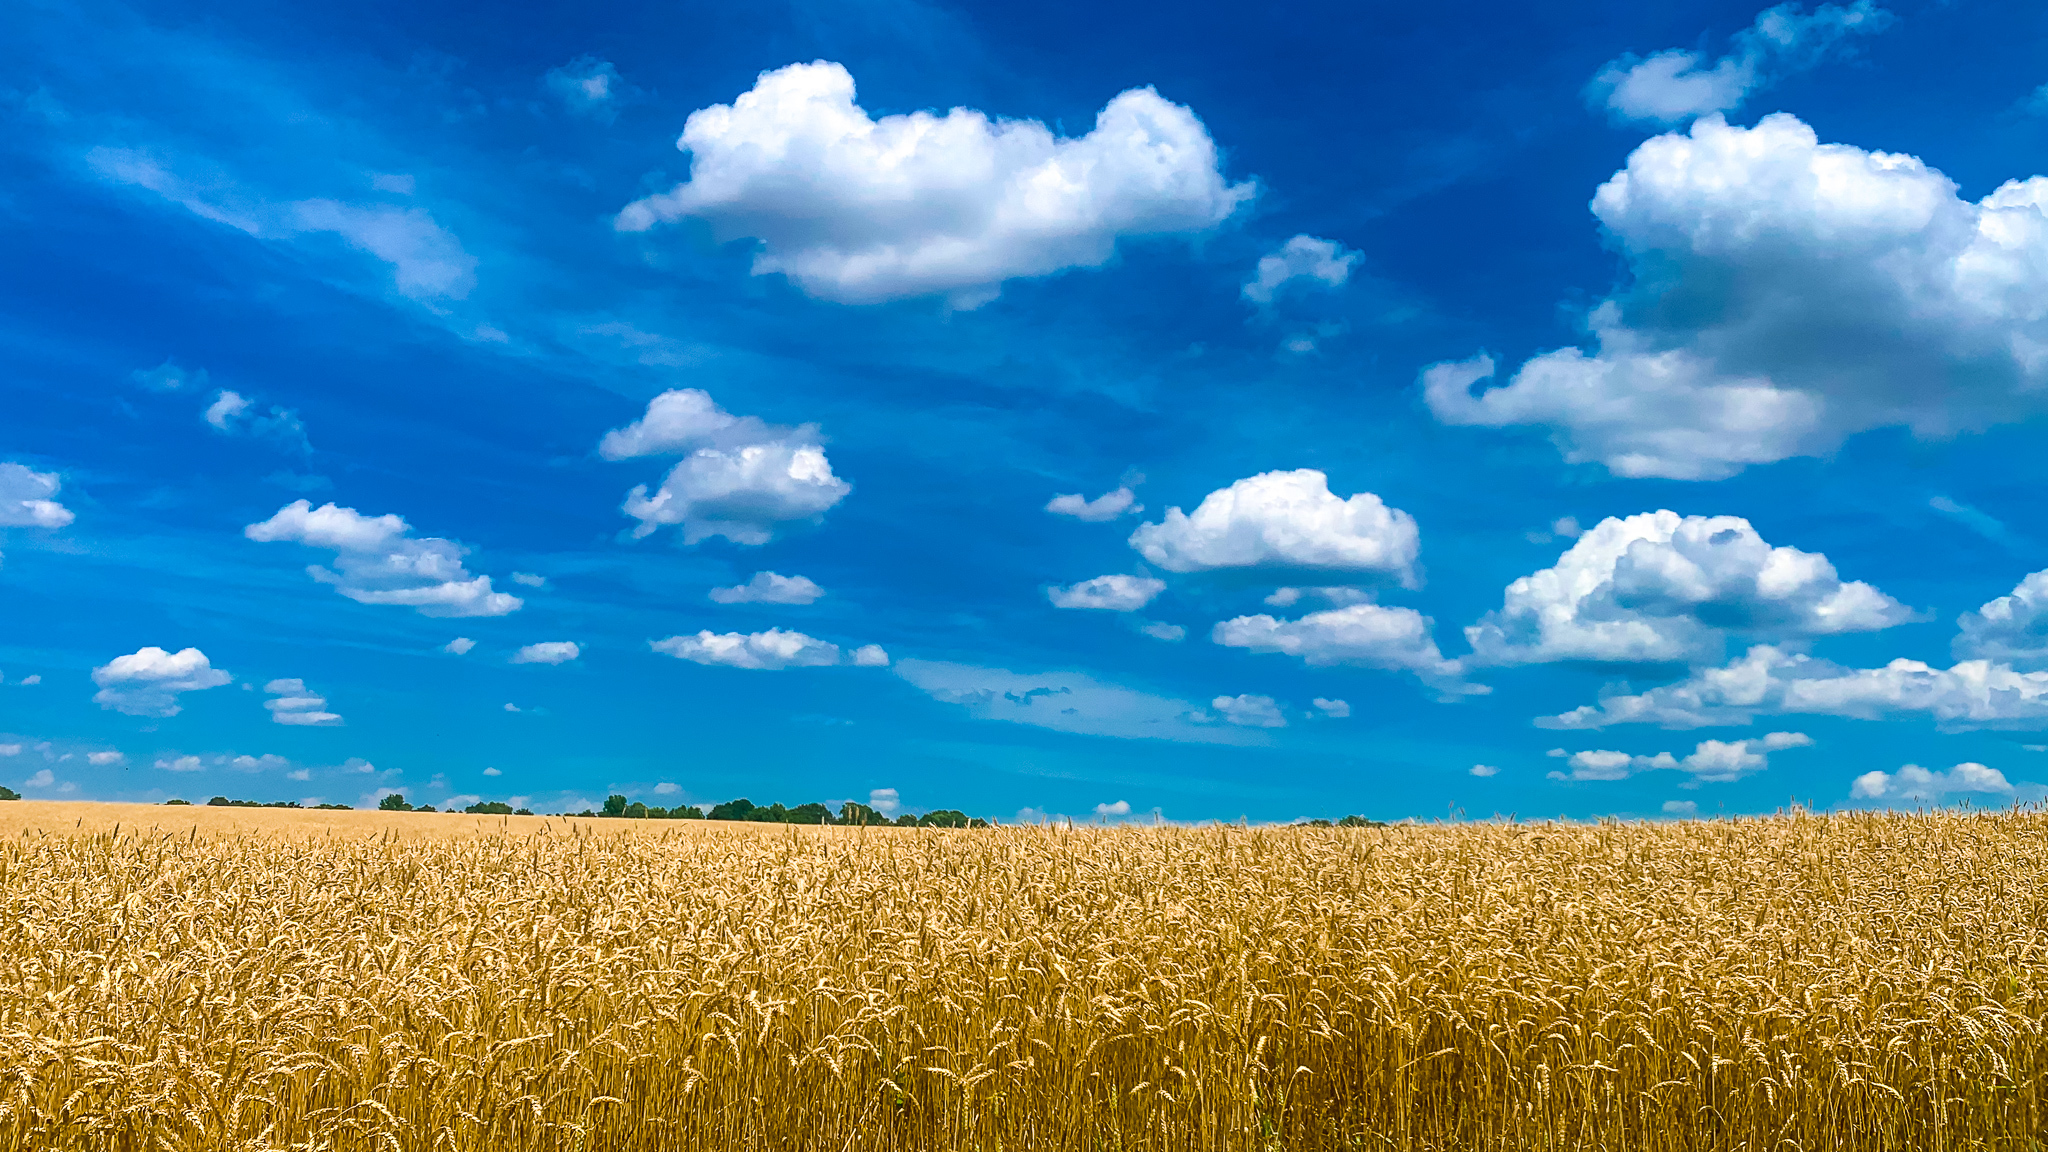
[894,659,1256,744]
[650,629,884,670]
[1129,470,1421,584]
[0,463,74,528]
[614,61,1253,307]
[1241,235,1359,305]
[1544,644,2048,730]
[1849,761,2015,803]
[92,647,231,717]
[1547,731,1811,783]
[1469,511,1909,665]
[263,678,341,727]
[1425,113,2048,480]
[1212,603,1480,694]
[1047,575,1165,612]
[1954,570,2048,668]
[1588,2,1892,126]
[246,501,522,617]
[600,389,850,545]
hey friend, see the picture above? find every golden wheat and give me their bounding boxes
[0,801,2044,1150]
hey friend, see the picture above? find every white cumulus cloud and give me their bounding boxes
[868,788,901,817]
[444,637,476,655]
[600,389,849,546]
[1468,510,1909,666]
[1211,693,1286,728]
[1311,697,1350,718]
[1425,113,2048,480]
[88,751,125,766]
[1093,800,1133,818]
[614,61,1253,307]
[1264,586,1371,609]
[1212,603,1479,694]
[1589,1,1892,125]
[1046,486,1141,522]
[1547,731,1811,783]
[710,571,825,605]
[1955,570,2048,668]
[512,642,581,665]
[1129,470,1420,584]
[245,500,522,617]
[1139,622,1186,642]
[263,677,342,726]
[92,647,232,717]
[0,463,75,528]
[1242,234,1359,305]
[650,629,881,670]
[1850,762,2015,803]
[1047,574,1165,612]
[1544,644,2048,730]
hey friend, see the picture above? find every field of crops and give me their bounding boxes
[1,801,2045,1150]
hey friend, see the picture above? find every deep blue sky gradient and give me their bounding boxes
[6,0,2048,819]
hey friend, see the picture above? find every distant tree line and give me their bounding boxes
[0,787,17,801]
[197,797,353,810]
[576,795,988,828]
[118,789,1374,827]
[377,794,533,816]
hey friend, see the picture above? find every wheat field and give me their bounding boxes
[1,801,2045,1150]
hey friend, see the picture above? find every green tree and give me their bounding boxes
[917,810,970,829]
[786,803,831,825]
[0,786,18,801]
[748,803,791,823]
[602,794,629,818]
[673,805,704,819]
[625,801,649,819]
[894,813,918,827]
[836,801,882,826]
[464,801,514,815]
[707,798,755,821]
[378,793,411,812]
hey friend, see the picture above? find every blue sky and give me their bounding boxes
[8,0,2048,821]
